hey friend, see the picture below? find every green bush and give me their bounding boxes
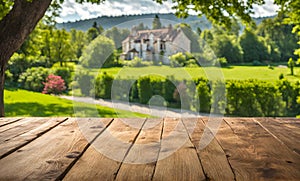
[123,57,152,67]
[279,73,284,79]
[185,59,199,67]
[163,76,176,102]
[5,70,13,86]
[52,67,73,89]
[196,79,211,112]
[8,53,31,82]
[226,80,284,116]
[252,60,263,66]
[52,62,76,72]
[95,72,114,99]
[277,79,300,115]
[169,52,186,67]
[18,67,50,92]
[75,71,93,96]
[211,80,226,114]
[137,76,152,104]
[129,80,139,102]
[213,57,228,67]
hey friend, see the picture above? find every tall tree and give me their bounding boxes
[51,29,75,66]
[256,16,298,61]
[152,14,162,29]
[92,21,104,34]
[70,29,87,59]
[0,0,271,116]
[104,27,130,49]
[239,28,269,62]
[80,35,115,68]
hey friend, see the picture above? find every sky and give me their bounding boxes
[56,0,279,23]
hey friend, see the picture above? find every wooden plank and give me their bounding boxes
[63,118,146,181]
[0,117,48,134]
[115,118,163,180]
[152,118,206,181]
[0,117,67,159]
[274,118,300,129]
[183,117,235,180]
[255,118,300,155]
[0,118,51,143]
[0,118,112,180]
[0,117,23,127]
[215,118,300,180]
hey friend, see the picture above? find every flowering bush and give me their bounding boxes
[42,74,66,95]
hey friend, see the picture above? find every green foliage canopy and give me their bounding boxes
[80,35,115,68]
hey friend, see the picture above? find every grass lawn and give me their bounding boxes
[85,65,300,83]
[4,88,149,117]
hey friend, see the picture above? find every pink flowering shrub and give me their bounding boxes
[42,74,66,95]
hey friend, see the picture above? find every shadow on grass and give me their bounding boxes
[5,87,19,91]
[5,102,118,117]
[222,66,234,69]
[286,74,300,78]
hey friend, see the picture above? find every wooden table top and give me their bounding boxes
[0,117,299,180]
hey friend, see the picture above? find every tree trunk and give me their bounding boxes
[0,0,52,117]
[0,64,5,116]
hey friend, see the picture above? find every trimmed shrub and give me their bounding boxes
[163,76,176,102]
[169,52,186,67]
[95,72,114,99]
[123,57,152,67]
[18,67,50,92]
[52,67,72,89]
[196,80,211,113]
[252,60,263,66]
[75,71,93,96]
[129,80,139,102]
[137,76,152,104]
[42,74,66,94]
[213,57,228,67]
[226,80,284,117]
[173,81,188,108]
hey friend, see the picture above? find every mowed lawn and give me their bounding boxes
[88,66,300,82]
[4,88,149,117]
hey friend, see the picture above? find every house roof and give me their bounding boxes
[122,27,182,43]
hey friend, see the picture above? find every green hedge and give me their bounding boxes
[95,72,114,99]
[80,72,300,117]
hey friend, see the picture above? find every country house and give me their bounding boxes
[121,25,191,64]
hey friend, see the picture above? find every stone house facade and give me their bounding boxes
[121,26,191,64]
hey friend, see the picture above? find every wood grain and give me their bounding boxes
[217,118,300,180]
[0,117,44,133]
[0,117,67,158]
[0,118,111,180]
[115,118,163,181]
[183,118,235,180]
[0,117,23,127]
[63,118,146,181]
[255,118,300,155]
[0,117,299,180]
[0,118,53,143]
[152,118,206,181]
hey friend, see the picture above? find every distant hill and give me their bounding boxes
[56,13,274,32]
